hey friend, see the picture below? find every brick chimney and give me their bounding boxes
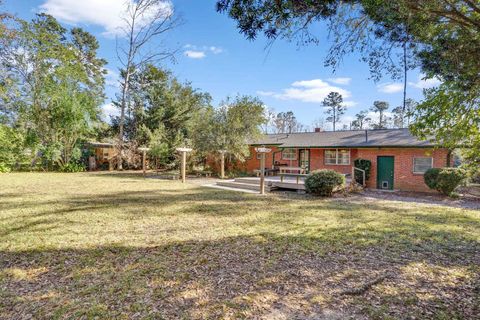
[314,127,322,132]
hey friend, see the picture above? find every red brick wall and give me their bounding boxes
[356,148,449,192]
[212,146,449,192]
[309,148,356,174]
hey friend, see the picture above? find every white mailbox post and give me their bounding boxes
[254,146,272,194]
[176,147,193,183]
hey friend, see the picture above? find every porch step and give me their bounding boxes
[216,180,275,192]
[233,177,274,186]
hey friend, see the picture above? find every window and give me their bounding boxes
[325,150,337,165]
[281,148,297,160]
[324,149,350,165]
[337,149,350,165]
[413,157,433,173]
[256,152,262,160]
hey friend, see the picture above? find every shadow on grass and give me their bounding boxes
[1,175,479,318]
[1,234,479,319]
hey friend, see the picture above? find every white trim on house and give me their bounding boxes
[413,157,433,174]
[324,149,351,165]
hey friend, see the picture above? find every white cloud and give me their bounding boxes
[409,74,441,89]
[101,103,119,120]
[184,50,206,59]
[183,45,224,59]
[377,82,403,94]
[327,77,351,85]
[256,90,275,96]
[104,68,119,88]
[343,101,358,107]
[209,46,223,54]
[261,79,351,104]
[39,0,173,37]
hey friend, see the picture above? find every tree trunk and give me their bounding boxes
[333,106,336,131]
[402,38,408,128]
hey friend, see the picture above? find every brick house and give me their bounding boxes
[237,128,450,192]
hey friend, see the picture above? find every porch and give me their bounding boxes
[213,175,353,193]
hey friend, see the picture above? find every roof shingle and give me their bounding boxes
[250,129,437,148]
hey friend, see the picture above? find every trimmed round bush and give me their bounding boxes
[305,169,345,197]
[424,168,441,190]
[424,167,466,196]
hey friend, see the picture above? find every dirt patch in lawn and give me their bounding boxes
[359,189,480,210]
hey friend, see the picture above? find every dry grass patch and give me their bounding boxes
[0,172,479,319]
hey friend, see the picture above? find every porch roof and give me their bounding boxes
[250,128,438,148]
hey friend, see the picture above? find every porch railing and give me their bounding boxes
[352,167,366,187]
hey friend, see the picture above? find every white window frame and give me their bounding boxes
[413,157,433,174]
[324,149,351,165]
[281,148,297,160]
[256,152,262,160]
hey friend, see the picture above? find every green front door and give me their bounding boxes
[377,156,394,190]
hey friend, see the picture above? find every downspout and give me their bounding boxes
[447,149,452,167]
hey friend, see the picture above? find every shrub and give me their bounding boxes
[424,168,442,190]
[469,170,480,184]
[59,162,86,173]
[353,158,371,185]
[424,168,466,196]
[305,169,345,197]
[0,163,11,173]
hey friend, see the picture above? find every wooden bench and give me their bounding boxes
[279,173,308,184]
[279,166,306,174]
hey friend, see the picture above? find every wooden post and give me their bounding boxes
[138,147,150,178]
[255,146,271,195]
[260,152,265,194]
[181,151,186,183]
[219,150,226,179]
[142,150,146,177]
[176,148,192,183]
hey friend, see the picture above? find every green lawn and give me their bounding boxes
[1,172,479,319]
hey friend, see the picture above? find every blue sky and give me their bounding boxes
[3,0,440,130]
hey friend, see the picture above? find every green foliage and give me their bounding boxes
[59,162,86,173]
[424,168,442,190]
[353,158,371,184]
[351,110,371,130]
[0,162,10,173]
[273,111,303,133]
[0,124,31,170]
[424,168,466,196]
[192,95,266,163]
[322,92,345,131]
[470,171,480,184]
[217,0,480,158]
[370,101,389,129]
[112,65,211,168]
[305,169,345,197]
[0,14,106,169]
[412,82,480,168]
